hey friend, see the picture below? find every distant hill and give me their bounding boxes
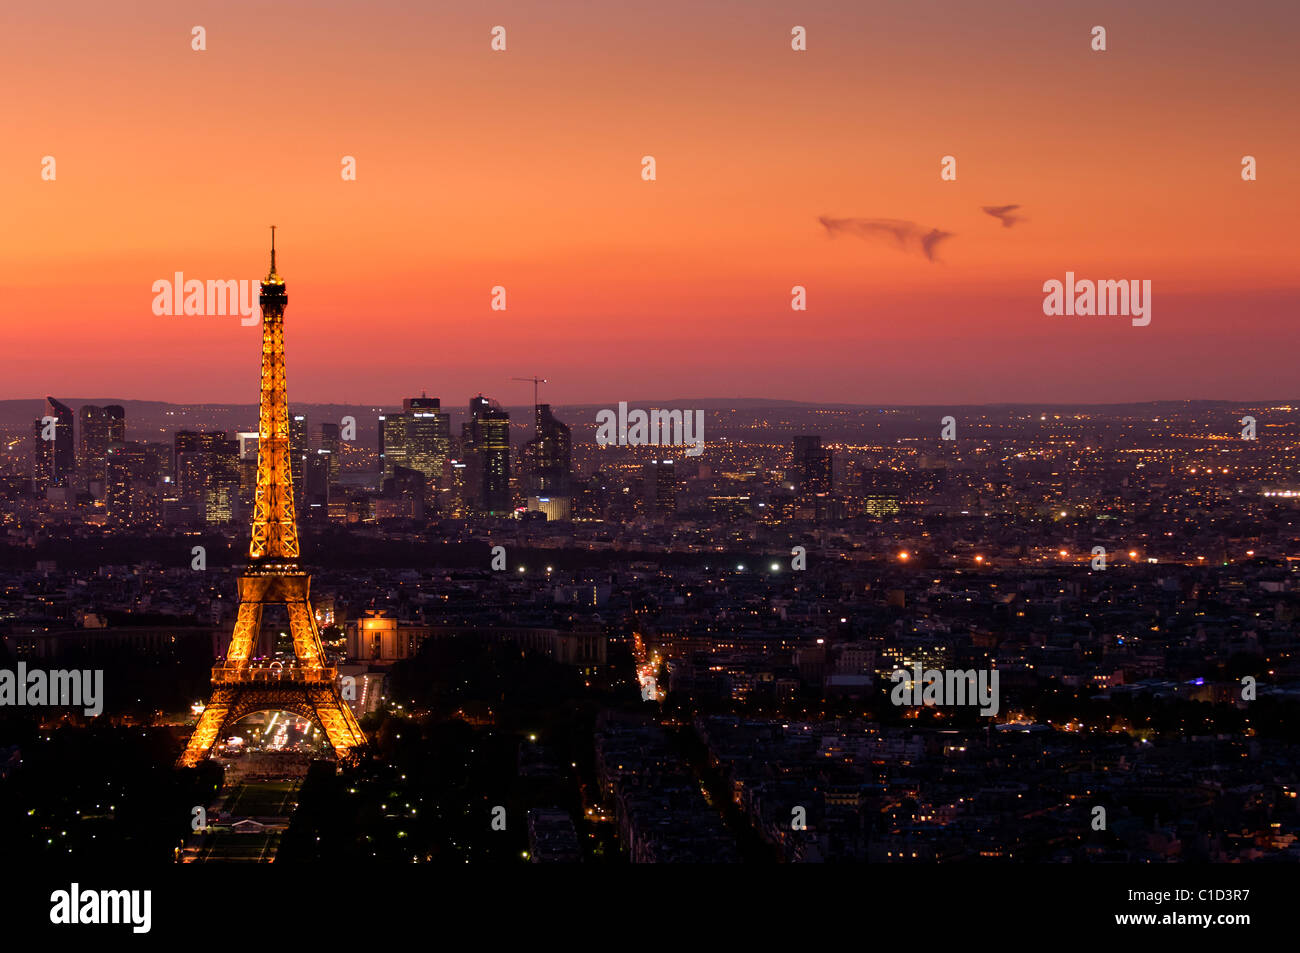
[0,396,1283,448]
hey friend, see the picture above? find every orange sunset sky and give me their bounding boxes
[2,0,1297,405]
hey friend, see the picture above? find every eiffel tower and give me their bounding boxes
[177,229,367,768]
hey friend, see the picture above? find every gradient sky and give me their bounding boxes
[2,0,1297,405]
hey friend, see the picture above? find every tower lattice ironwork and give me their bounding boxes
[177,229,367,768]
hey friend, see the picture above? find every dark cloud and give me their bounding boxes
[981,204,1024,228]
[818,216,954,262]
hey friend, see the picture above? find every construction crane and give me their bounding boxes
[511,377,547,435]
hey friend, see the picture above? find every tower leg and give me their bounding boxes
[310,687,368,763]
[177,690,232,768]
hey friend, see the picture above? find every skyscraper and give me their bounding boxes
[523,403,572,496]
[444,454,469,518]
[32,397,76,492]
[305,421,340,519]
[404,397,450,485]
[380,396,451,500]
[105,441,164,526]
[646,459,677,517]
[79,404,125,492]
[793,435,832,493]
[462,395,512,515]
[320,421,340,459]
[304,449,332,519]
[175,430,240,524]
[291,412,309,515]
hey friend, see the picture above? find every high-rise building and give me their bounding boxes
[793,435,832,493]
[291,413,308,514]
[175,430,240,524]
[444,454,469,517]
[236,431,260,502]
[303,449,331,520]
[140,441,174,485]
[646,459,677,516]
[176,431,229,501]
[403,397,450,488]
[32,397,76,491]
[105,441,164,526]
[380,397,451,507]
[79,404,125,492]
[462,396,512,515]
[304,421,341,520]
[380,465,426,520]
[320,421,340,458]
[523,403,572,496]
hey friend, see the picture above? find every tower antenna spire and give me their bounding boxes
[269,225,277,277]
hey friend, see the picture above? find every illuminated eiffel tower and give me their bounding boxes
[177,229,367,768]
